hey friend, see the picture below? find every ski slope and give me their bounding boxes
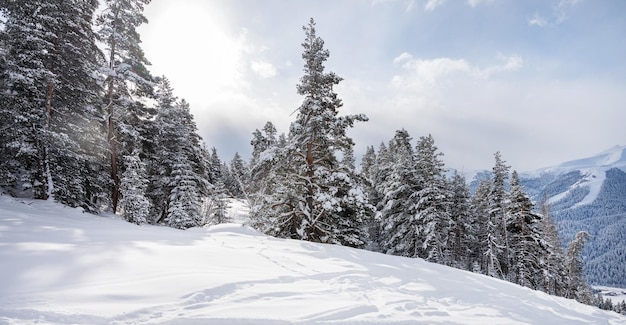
[1,195,624,324]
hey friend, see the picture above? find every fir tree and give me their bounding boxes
[252,18,369,247]
[378,130,420,256]
[507,170,543,288]
[411,134,450,264]
[487,151,511,278]
[0,0,107,210]
[203,180,232,225]
[228,152,248,199]
[448,171,475,269]
[119,151,150,224]
[97,0,153,213]
[538,198,567,296]
[565,231,593,304]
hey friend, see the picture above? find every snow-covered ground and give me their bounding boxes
[1,195,625,324]
[595,286,626,304]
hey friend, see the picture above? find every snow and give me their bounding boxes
[596,286,626,304]
[525,145,626,207]
[1,195,625,325]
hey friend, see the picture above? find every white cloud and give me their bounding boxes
[371,0,416,12]
[528,13,548,27]
[558,0,581,9]
[478,54,523,77]
[250,60,278,79]
[467,0,495,8]
[425,0,446,12]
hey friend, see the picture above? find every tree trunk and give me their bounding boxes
[106,8,120,213]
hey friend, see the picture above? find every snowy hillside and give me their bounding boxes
[1,196,625,324]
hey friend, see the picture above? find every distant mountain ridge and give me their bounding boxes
[471,145,626,288]
[518,146,626,288]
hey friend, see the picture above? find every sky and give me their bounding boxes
[137,0,626,172]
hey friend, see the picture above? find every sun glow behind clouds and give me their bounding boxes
[140,1,246,106]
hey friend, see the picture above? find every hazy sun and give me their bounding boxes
[140,1,245,103]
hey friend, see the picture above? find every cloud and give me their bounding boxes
[250,60,278,79]
[529,0,581,27]
[424,0,446,12]
[371,0,416,12]
[528,13,548,27]
[467,0,495,8]
[392,52,522,84]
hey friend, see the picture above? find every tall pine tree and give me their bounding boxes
[252,18,369,247]
[97,0,153,213]
[0,0,107,210]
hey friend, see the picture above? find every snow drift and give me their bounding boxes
[1,196,624,324]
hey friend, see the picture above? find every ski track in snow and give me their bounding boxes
[1,196,625,324]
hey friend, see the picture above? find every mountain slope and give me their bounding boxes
[1,196,624,324]
[519,145,626,287]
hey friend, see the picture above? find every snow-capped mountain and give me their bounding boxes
[520,145,626,206]
[521,145,626,287]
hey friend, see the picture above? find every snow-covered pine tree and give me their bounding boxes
[359,145,378,202]
[565,231,593,304]
[359,145,383,249]
[119,150,150,224]
[411,134,451,264]
[228,152,248,199]
[378,130,421,257]
[472,176,501,276]
[507,170,543,289]
[0,0,107,210]
[207,147,223,186]
[166,100,208,229]
[144,77,211,227]
[538,198,567,296]
[145,76,177,222]
[97,0,153,213]
[486,151,511,278]
[372,142,391,212]
[203,179,232,225]
[253,18,369,247]
[167,159,202,229]
[448,171,475,270]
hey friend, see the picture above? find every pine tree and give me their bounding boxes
[0,0,107,210]
[253,18,369,247]
[203,179,232,225]
[448,171,475,269]
[565,231,593,304]
[146,78,209,227]
[145,76,178,222]
[119,150,150,224]
[538,198,567,296]
[487,151,511,278]
[411,134,450,264]
[359,145,383,249]
[167,159,202,229]
[228,152,248,199]
[473,176,500,276]
[378,130,420,256]
[97,0,153,213]
[507,170,543,288]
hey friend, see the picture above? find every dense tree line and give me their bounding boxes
[1,6,620,314]
[240,18,620,313]
[0,0,225,229]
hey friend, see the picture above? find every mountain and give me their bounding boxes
[1,196,624,324]
[520,145,626,287]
